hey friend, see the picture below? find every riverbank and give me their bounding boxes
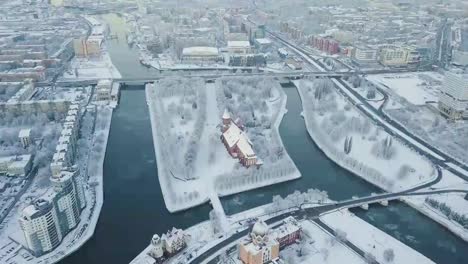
[38,107,112,263]
[130,194,434,264]
[4,107,113,264]
[295,79,468,242]
[146,78,300,212]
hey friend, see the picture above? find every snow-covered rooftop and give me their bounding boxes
[18,128,31,138]
[227,40,251,47]
[182,46,219,56]
[254,38,272,45]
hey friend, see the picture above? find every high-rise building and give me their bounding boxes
[19,195,63,256]
[50,170,85,235]
[438,72,468,119]
[20,170,86,256]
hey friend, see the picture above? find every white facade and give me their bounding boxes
[227,41,252,54]
[353,46,378,63]
[19,196,63,256]
[453,50,468,66]
[438,72,468,119]
[20,169,85,257]
[181,47,222,63]
[149,234,164,259]
[161,227,186,255]
[50,103,80,176]
[18,128,32,148]
[51,171,83,233]
[0,154,32,177]
[96,80,112,101]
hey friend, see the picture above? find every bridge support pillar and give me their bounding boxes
[379,200,389,206]
[360,204,369,210]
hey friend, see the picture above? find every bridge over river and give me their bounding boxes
[50,67,417,87]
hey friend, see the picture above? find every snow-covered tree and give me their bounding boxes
[383,248,395,263]
[335,229,347,242]
[364,252,378,264]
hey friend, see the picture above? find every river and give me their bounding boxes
[62,13,468,264]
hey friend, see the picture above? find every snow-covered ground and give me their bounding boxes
[0,107,112,264]
[132,194,437,264]
[146,77,300,212]
[280,220,366,264]
[321,209,435,264]
[404,194,468,242]
[60,50,121,81]
[405,169,468,242]
[367,72,442,106]
[386,105,468,165]
[295,79,436,192]
[294,78,468,242]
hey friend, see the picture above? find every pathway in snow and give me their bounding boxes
[193,82,236,188]
[209,192,230,233]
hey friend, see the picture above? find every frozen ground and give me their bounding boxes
[280,220,366,264]
[386,106,468,165]
[321,209,435,264]
[60,50,121,81]
[0,107,112,264]
[132,191,438,264]
[405,178,468,242]
[295,79,436,192]
[146,77,300,212]
[367,72,442,106]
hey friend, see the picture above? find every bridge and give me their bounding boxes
[51,67,417,88]
[184,187,468,264]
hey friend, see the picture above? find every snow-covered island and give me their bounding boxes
[146,76,300,212]
[294,76,468,243]
[295,78,436,192]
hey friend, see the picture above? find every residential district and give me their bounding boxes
[0,0,467,264]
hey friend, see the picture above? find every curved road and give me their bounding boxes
[267,30,468,181]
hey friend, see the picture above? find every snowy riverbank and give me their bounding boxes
[4,107,113,264]
[131,196,435,264]
[295,79,436,192]
[146,77,300,212]
[294,79,468,242]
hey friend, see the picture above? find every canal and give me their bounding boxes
[62,13,467,264]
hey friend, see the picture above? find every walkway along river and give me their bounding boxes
[62,13,468,264]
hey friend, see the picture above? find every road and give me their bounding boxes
[189,182,467,264]
[187,26,468,264]
[266,29,468,183]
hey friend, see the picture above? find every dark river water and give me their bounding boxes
[62,13,467,264]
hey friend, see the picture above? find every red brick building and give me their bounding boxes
[220,109,259,167]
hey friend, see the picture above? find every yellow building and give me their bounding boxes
[379,46,421,67]
[379,48,408,66]
[50,0,63,7]
[239,220,280,264]
[73,37,102,58]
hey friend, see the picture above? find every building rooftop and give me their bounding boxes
[255,38,272,45]
[18,128,31,138]
[182,46,219,56]
[227,40,251,47]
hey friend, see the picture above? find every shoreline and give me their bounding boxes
[29,107,113,264]
[215,85,301,197]
[130,194,433,264]
[295,83,468,243]
[146,81,301,213]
